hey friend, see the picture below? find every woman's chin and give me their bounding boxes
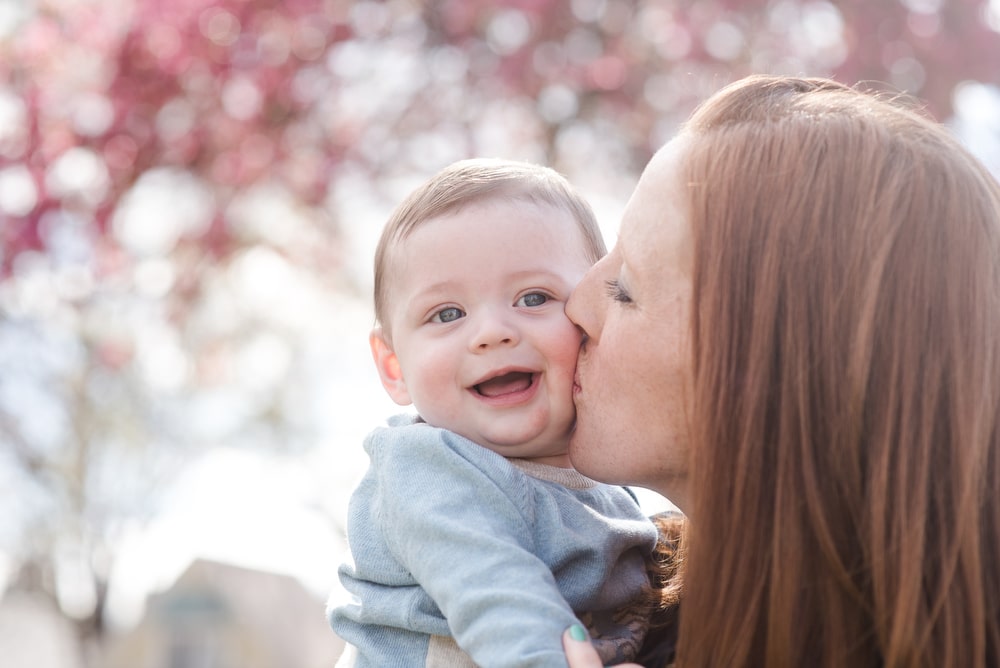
[567,431,603,479]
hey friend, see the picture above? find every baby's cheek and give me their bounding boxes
[552,317,584,353]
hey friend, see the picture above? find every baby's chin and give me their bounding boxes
[476,427,573,460]
[433,405,570,451]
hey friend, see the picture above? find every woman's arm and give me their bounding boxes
[564,512,685,668]
[563,626,641,668]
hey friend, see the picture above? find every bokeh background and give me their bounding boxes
[2,0,999,666]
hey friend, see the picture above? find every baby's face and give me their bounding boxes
[377,198,594,466]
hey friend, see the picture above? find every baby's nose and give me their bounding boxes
[469,310,519,350]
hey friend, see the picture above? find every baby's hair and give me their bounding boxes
[373,158,606,338]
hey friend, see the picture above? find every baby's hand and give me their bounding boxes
[562,625,642,668]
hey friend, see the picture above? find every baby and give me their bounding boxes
[329,158,658,667]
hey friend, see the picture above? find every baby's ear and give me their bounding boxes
[370,328,412,406]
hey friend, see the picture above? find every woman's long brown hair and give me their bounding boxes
[675,76,1000,667]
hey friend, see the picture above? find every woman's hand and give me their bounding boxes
[562,625,642,668]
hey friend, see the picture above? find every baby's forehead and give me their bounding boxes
[388,200,589,280]
[412,196,587,245]
[392,197,564,251]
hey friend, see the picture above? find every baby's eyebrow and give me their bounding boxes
[501,269,580,289]
[508,268,566,279]
[409,280,458,298]
[401,283,462,316]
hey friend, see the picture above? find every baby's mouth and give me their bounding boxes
[474,371,535,397]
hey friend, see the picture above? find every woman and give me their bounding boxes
[562,75,1000,667]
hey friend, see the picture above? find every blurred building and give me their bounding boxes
[101,559,343,668]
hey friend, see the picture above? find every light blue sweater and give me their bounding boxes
[329,415,659,667]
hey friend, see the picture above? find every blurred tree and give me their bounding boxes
[0,0,998,659]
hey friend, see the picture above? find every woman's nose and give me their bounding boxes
[566,265,604,342]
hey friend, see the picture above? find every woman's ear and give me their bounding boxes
[370,328,412,406]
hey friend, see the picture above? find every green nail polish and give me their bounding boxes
[569,624,588,642]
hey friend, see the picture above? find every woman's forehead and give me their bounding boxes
[620,137,693,276]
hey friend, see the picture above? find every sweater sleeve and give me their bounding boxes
[369,424,580,668]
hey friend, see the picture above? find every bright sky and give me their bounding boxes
[102,296,399,628]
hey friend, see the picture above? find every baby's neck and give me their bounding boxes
[517,452,573,468]
[508,458,597,489]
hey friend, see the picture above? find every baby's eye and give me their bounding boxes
[432,307,465,323]
[517,293,549,307]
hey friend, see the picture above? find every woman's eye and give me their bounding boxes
[432,307,465,323]
[605,279,633,304]
[517,293,549,307]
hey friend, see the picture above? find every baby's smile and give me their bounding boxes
[473,370,535,397]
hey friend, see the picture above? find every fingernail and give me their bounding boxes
[569,624,588,642]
